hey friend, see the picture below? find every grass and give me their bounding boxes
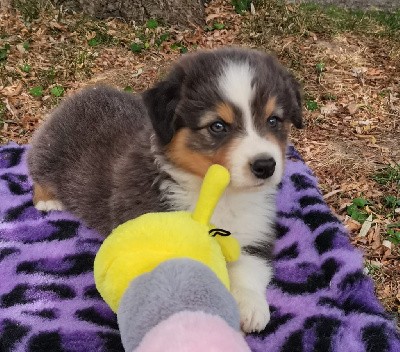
[12,0,49,22]
[373,164,400,186]
[252,0,400,39]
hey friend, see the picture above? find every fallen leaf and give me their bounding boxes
[382,240,392,249]
[50,21,67,31]
[321,102,338,115]
[346,218,362,232]
[1,82,23,96]
[351,67,368,77]
[367,68,384,76]
[250,2,256,15]
[347,102,359,115]
[16,44,26,53]
[359,214,373,237]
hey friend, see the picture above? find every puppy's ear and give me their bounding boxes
[288,73,304,129]
[143,67,185,145]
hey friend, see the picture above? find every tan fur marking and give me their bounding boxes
[264,96,277,119]
[167,129,213,177]
[32,183,57,205]
[216,102,235,124]
[167,128,238,177]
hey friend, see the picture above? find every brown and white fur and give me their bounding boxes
[27,47,303,333]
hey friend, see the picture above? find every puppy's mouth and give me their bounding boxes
[227,177,269,191]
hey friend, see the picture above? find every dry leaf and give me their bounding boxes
[347,102,359,115]
[351,67,368,77]
[50,21,66,31]
[1,82,23,96]
[321,102,338,115]
[382,240,392,249]
[250,2,256,15]
[367,68,384,76]
[359,214,373,237]
[346,218,362,232]
[16,44,26,53]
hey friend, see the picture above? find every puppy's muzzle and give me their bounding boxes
[250,156,276,179]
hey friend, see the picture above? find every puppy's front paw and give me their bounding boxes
[35,200,64,212]
[232,288,270,333]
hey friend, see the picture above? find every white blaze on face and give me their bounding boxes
[218,60,283,189]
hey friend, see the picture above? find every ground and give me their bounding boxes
[0,0,399,327]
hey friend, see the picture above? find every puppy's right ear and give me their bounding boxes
[143,67,185,146]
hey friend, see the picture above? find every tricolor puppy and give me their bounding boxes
[28,47,303,333]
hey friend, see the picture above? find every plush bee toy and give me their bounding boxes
[94,165,250,351]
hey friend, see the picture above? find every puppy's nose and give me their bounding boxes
[250,157,276,179]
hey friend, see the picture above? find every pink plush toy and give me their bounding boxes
[135,311,250,352]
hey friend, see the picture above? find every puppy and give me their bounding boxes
[28,47,303,333]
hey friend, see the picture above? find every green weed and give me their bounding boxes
[50,86,64,97]
[213,22,226,30]
[373,164,400,186]
[0,44,10,61]
[130,42,144,53]
[315,62,325,74]
[346,197,371,223]
[146,19,159,29]
[387,228,400,245]
[88,30,113,47]
[305,100,318,111]
[155,32,170,46]
[29,86,44,97]
[232,0,252,14]
[171,42,188,53]
[0,101,6,119]
[20,63,31,73]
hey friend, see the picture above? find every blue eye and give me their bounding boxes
[267,116,279,128]
[209,121,227,134]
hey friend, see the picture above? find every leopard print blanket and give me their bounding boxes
[1,143,399,352]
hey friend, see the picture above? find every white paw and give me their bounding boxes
[232,288,270,333]
[35,200,65,212]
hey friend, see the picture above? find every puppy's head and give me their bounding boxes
[143,47,303,190]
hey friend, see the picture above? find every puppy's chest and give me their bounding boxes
[163,182,275,247]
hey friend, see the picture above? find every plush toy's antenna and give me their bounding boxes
[191,164,230,225]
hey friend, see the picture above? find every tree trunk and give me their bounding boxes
[52,0,205,27]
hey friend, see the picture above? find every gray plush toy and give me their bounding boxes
[118,258,249,351]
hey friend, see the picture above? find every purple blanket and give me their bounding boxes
[0,143,399,352]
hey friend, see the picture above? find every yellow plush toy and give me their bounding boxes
[94,164,240,312]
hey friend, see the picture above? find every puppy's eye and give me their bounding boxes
[209,121,228,134]
[267,116,280,128]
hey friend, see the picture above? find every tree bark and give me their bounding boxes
[52,0,205,27]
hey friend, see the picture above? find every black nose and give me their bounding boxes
[250,158,276,179]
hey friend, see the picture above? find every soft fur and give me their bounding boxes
[118,259,241,351]
[27,47,303,332]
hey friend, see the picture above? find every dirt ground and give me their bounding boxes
[0,0,399,327]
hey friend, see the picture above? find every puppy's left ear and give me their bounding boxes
[287,73,304,129]
[143,66,185,145]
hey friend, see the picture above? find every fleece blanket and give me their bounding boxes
[0,143,399,352]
